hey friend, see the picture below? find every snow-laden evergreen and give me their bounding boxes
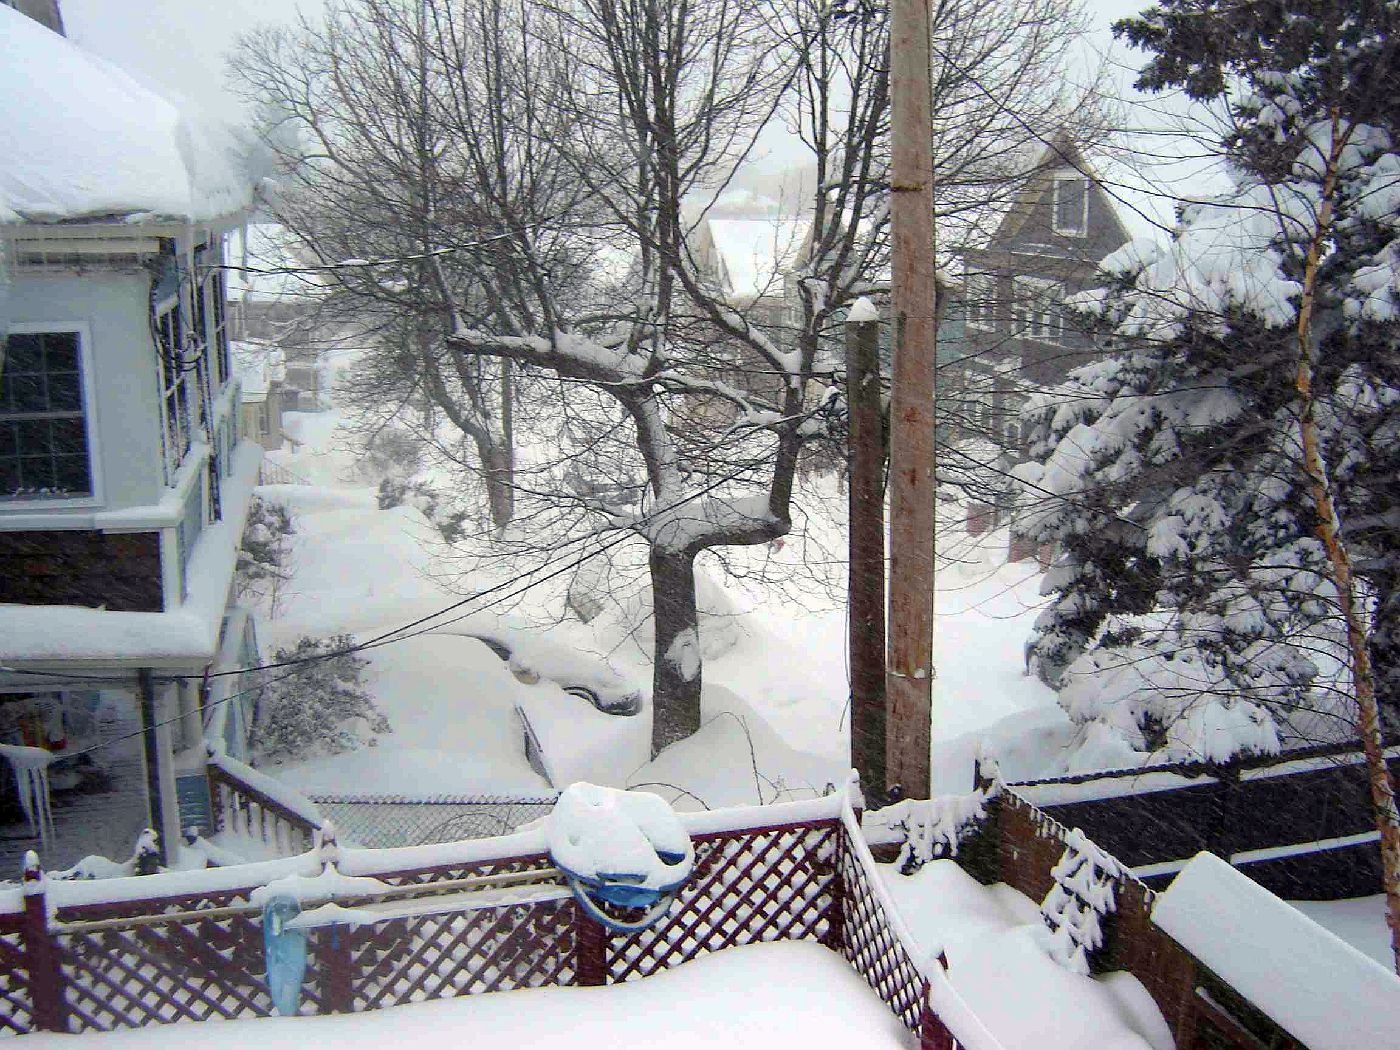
[1017,0,1400,764]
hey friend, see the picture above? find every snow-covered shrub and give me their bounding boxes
[360,427,421,482]
[864,790,991,873]
[252,635,391,765]
[237,496,294,587]
[377,477,470,543]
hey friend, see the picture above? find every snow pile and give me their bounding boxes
[1153,852,1400,1049]
[0,7,251,224]
[882,860,1170,1050]
[12,941,912,1050]
[548,783,693,889]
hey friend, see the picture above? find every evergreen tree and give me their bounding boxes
[1017,0,1400,760]
[253,636,391,765]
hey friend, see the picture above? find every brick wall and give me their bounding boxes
[0,530,162,612]
[974,791,1307,1050]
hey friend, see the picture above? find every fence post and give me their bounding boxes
[320,927,356,1014]
[20,853,68,1034]
[573,903,608,987]
[918,976,955,1050]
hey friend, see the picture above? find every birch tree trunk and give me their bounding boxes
[1292,114,1400,973]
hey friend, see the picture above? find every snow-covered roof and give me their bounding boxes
[705,219,809,299]
[1153,852,1400,1049]
[0,7,253,226]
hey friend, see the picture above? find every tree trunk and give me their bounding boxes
[1292,115,1400,972]
[650,545,702,756]
[482,443,514,532]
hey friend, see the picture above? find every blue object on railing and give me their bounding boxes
[262,896,308,1017]
[547,784,694,933]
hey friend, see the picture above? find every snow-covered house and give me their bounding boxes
[226,222,325,413]
[954,139,1132,453]
[0,6,262,871]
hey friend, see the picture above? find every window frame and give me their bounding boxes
[0,323,102,508]
[1051,173,1090,238]
[965,272,997,332]
[1012,276,1066,344]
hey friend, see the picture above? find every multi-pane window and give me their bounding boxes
[0,331,92,500]
[157,305,194,475]
[1052,175,1089,237]
[966,272,997,331]
[1013,277,1065,343]
[210,270,231,388]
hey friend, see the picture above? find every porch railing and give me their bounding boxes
[0,795,1001,1047]
[205,750,322,857]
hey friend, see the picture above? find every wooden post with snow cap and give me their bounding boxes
[20,852,68,1033]
[846,299,887,801]
[886,0,937,799]
[313,821,356,1013]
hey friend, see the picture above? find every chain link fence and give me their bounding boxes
[307,794,559,848]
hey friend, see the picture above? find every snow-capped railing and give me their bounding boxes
[0,792,1003,1046]
[206,749,323,857]
[256,459,312,486]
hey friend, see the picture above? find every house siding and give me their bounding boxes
[4,269,165,511]
[0,528,162,611]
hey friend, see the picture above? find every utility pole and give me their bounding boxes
[846,305,886,801]
[886,0,936,798]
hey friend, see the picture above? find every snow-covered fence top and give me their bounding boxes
[0,792,1008,1049]
[0,794,843,917]
[1002,740,1400,896]
[1154,852,1400,1049]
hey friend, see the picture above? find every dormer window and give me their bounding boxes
[0,331,94,501]
[1052,173,1089,237]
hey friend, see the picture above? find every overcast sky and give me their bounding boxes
[57,0,1192,235]
[61,0,1158,128]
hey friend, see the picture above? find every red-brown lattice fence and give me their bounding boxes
[0,797,996,1048]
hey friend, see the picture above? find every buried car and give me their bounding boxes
[457,632,645,717]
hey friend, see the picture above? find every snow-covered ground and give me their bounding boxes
[1290,895,1393,970]
[882,860,1172,1050]
[17,941,915,1050]
[253,405,1067,807]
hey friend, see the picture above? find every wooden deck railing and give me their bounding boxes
[0,796,995,1046]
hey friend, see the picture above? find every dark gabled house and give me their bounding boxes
[951,139,1132,453]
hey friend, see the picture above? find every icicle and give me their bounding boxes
[0,744,57,849]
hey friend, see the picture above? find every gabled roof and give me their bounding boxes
[985,137,1130,249]
[0,6,253,227]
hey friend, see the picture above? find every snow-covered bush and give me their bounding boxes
[1037,829,1120,975]
[252,635,391,765]
[377,477,470,543]
[237,495,294,587]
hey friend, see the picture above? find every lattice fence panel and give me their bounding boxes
[351,897,576,1010]
[58,912,315,1032]
[838,825,926,1032]
[609,820,840,983]
[0,928,32,1036]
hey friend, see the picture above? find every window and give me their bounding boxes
[1052,174,1089,237]
[0,331,93,500]
[208,270,231,388]
[1013,277,1065,344]
[966,272,996,331]
[156,305,194,478]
